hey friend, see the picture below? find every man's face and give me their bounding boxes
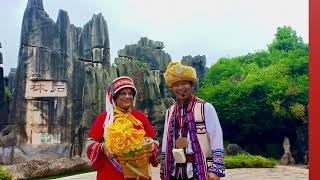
[171,80,193,101]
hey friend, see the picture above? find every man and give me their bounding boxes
[160,62,225,180]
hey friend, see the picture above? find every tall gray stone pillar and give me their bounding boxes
[0,42,9,130]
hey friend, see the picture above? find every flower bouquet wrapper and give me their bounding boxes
[105,119,154,179]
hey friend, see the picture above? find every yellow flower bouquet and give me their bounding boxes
[105,116,145,155]
[105,110,154,179]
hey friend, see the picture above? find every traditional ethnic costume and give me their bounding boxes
[160,62,225,180]
[86,76,159,180]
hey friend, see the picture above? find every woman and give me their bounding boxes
[86,76,159,180]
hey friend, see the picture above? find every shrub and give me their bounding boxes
[225,154,277,169]
[4,87,12,106]
[0,165,12,180]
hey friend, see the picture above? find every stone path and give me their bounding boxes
[54,165,308,180]
[223,165,308,180]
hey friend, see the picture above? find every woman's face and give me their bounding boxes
[115,88,134,110]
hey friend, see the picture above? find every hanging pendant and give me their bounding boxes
[175,137,188,149]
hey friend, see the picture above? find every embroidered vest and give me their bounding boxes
[167,98,212,158]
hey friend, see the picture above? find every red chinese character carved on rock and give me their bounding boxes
[30,84,48,93]
[51,84,65,92]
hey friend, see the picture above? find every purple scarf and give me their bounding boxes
[164,102,207,180]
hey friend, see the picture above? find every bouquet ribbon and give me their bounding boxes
[113,108,144,128]
[106,108,146,155]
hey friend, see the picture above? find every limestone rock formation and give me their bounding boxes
[5,156,90,180]
[138,37,164,49]
[1,0,211,169]
[181,55,208,87]
[3,0,112,162]
[115,38,175,128]
[7,68,16,94]
[279,137,295,165]
[293,123,308,164]
[1,0,176,165]
[0,143,70,165]
[114,57,174,140]
[0,42,9,131]
[225,143,248,156]
[118,37,171,72]
[79,13,110,66]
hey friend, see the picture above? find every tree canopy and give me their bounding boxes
[197,26,308,161]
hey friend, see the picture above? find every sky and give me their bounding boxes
[0,0,308,76]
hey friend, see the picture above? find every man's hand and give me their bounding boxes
[207,172,220,180]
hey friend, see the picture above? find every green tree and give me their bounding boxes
[197,26,308,162]
[268,26,307,52]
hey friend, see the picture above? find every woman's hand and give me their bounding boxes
[207,172,220,180]
[102,143,113,157]
[151,139,159,152]
[148,139,159,167]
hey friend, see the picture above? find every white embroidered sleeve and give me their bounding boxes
[204,103,225,177]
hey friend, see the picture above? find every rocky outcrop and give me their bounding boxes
[279,137,295,165]
[181,55,208,87]
[7,68,16,94]
[1,0,212,169]
[0,42,9,131]
[225,143,248,155]
[3,0,112,162]
[5,156,90,180]
[79,13,110,66]
[293,123,308,164]
[118,37,171,72]
[114,57,174,140]
[138,37,164,49]
[2,0,176,165]
[115,38,175,137]
[0,143,70,165]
